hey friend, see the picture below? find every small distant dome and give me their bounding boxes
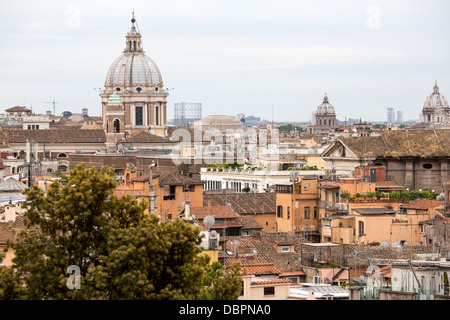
[316,94,336,115]
[423,81,449,109]
[0,178,27,193]
[107,93,122,104]
[194,115,246,133]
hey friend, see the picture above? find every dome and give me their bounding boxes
[0,178,27,193]
[104,19,163,92]
[423,81,449,109]
[105,53,162,88]
[316,94,336,115]
[193,115,246,132]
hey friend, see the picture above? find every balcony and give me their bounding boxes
[318,201,349,213]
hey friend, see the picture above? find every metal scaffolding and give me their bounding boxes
[174,102,202,126]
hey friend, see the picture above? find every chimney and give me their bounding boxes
[4,203,18,222]
[184,201,192,221]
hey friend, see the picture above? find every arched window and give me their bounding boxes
[57,153,68,158]
[113,119,120,133]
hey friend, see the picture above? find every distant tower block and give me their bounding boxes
[174,102,202,126]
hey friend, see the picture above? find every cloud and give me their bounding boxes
[23,20,53,31]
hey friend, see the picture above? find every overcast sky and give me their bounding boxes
[1,0,449,123]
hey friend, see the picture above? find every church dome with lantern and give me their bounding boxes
[422,81,450,125]
[315,94,336,115]
[104,15,164,94]
[100,14,169,147]
[314,93,338,131]
[423,81,449,110]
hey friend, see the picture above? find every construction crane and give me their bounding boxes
[45,99,58,116]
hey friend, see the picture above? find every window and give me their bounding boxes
[240,281,244,296]
[358,221,365,236]
[281,246,291,253]
[304,207,311,219]
[164,185,176,200]
[277,205,283,218]
[135,106,143,126]
[264,287,275,296]
[183,185,195,192]
[113,119,120,133]
[155,106,159,125]
[287,206,290,220]
[423,163,433,169]
[314,207,318,219]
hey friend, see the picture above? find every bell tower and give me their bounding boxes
[104,93,126,150]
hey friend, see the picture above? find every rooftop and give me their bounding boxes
[338,129,450,158]
[401,199,444,210]
[203,192,275,215]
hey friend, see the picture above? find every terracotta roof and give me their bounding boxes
[130,173,160,182]
[339,129,450,158]
[0,216,32,244]
[224,234,306,273]
[190,206,238,220]
[239,216,263,230]
[121,130,172,144]
[401,199,444,210]
[159,172,203,186]
[251,279,292,286]
[203,192,275,214]
[3,128,106,143]
[242,264,282,276]
[280,271,306,276]
[5,106,31,113]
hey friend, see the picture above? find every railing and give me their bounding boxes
[318,201,349,213]
[163,194,175,201]
[356,175,396,183]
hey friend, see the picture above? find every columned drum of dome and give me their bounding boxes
[100,15,168,139]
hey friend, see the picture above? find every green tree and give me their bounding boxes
[0,163,242,300]
[199,262,242,300]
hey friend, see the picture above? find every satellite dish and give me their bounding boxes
[391,242,399,248]
[403,241,409,247]
[210,230,218,237]
[203,215,215,228]
[380,241,389,248]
